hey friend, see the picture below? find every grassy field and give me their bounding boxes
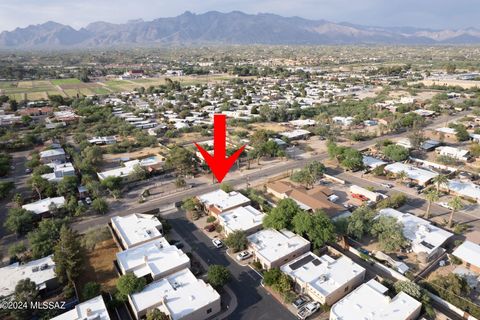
[51,78,82,85]
[0,74,236,100]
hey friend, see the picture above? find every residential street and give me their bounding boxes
[168,209,297,320]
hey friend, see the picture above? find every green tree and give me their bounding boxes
[263,268,282,286]
[28,219,63,258]
[92,198,108,214]
[371,216,407,252]
[116,273,146,301]
[81,145,103,166]
[263,198,302,230]
[100,176,122,191]
[181,197,200,212]
[82,282,101,301]
[347,206,376,239]
[165,146,196,176]
[132,164,147,180]
[220,183,233,193]
[12,278,39,320]
[53,226,84,297]
[292,211,335,248]
[207,265,231,288]
[57,176,78,197]
[447,196,463,228]
[224,230,248,253]
[383,144,410,162]
[4,208,35,235]
[146,309,170,320]
[0,181,14,199]
[424,189,439,219]
[432,174,448,192]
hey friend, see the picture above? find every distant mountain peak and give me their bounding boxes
[1,11,479,48]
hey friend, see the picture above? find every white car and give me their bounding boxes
[381,183,394,189]
[85,197,92,205]
[297,301,320,319]
[236,251,251,261]
[212,239,224,248]
[437,202,453,210]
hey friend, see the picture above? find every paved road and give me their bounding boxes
[66,110,470,235]
[168,210,296,320]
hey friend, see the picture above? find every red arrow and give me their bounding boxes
[195,114,246,183]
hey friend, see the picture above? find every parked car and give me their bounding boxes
[236,251,252,261]
[297,301,320,319]
[351,193,369,201]
[438,202,453,210]
[212,239,224,248]
[381,183,394,189]
[25,168,32,174]
[85,197,92,205]
[171,240,184,249]
[292,296,310,310]
[204,224,216,232]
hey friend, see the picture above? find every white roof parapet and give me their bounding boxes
[330,279,422,320]
[378,208,453,257]
[129,268,220,320]
[51,295,110,320]
[116,238,190,279]
[0,255,56,297]
[247,229,310,263]
[281,252,365,298]
[111,213,162,249]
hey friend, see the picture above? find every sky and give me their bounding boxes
[0,0,478,32]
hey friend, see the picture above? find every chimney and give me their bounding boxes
[86,308,92,316]
[143,255,148,262]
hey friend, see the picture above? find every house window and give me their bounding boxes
[207,308,212,314]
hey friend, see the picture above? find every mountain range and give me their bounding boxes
[1,11,480,48]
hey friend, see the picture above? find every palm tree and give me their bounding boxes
[424,189,439,219]
[447,196,463,228]
[432,174,448,192]
[397,170,408,183]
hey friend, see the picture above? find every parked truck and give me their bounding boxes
[350,184,384,202]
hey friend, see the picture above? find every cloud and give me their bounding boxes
[0,0,478,32]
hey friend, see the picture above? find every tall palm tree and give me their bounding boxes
[424,189,439,219]
[432,174,449,192]
[447,196,463,228]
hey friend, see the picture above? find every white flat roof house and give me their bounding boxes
[128,268,221,320]
[384,162,438,186]
[247,229,310,269]
[446,180,480,203]
[452,241,480,273]
[197,190,250,215]
[281,252,365,306]
[0,255,57,297]
[436,146,471,161]
[362,156,387,169]
[116,238,190,281]
[378,208,453,260]
[97,156,163,181]
[111,213,163,249]
[279,129,311,140]
[51,295,110,320]
[330,279,422,320]
[39,148,66,163]
[41,162,75,182]
[88,136,117,145]
[22,196,66,216]
[218,205,265,236]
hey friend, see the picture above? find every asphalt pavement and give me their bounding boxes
[168,209,297,320]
